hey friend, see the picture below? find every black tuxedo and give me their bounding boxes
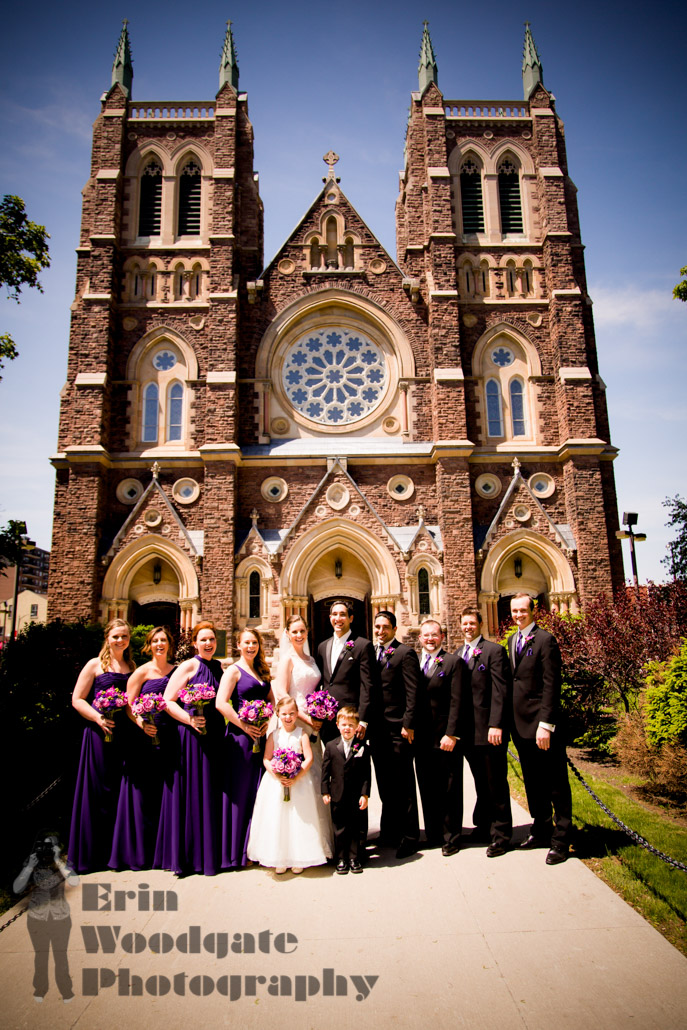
[456,638,513,845]
[321,736,372,863]
[370,638,422,848]
[509,624,572,847]
[414,649,464,848]
[316,633,375,743]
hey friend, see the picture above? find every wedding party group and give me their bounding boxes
[68,593,572,879]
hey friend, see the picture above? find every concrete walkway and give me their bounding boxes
[2,778,686,1030]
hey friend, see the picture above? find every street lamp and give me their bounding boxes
[616,511,647,599]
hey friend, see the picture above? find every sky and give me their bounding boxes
[0,0,685,584]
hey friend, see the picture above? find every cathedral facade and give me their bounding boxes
[48,23,623,650]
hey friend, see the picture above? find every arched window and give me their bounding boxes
[509,378,527,436]
[506,261,517,295]
[167,382,183,441]
[309,238,321,269]
[325,217,338,268]
[178,160,201,235]
[418,567,431,616]
[343,236,355,270]
[248,571,261,619]
[486,379,503,437]
[498,158,523,234]
[522,260,533,296]
[479,260,490,296]
[139,160,162,237]
[460,158,484,234]
[143,384,159,443]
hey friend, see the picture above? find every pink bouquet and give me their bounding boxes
[178,684,216,735]
[93,685,128,742]
[238,698,274,753]
[271,746,303,801]
[305,689,338,722]
[131,693,167,746]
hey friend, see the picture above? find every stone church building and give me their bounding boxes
[48,22,624,650]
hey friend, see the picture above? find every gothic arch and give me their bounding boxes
[125,143,171,178]
[126,325,199,380]
[170,143,213,177]
[480,529,576,597]
[489,140,536,176]
[472,322,542,377]
[101,535,200,628]
[448,141,490,174]
[280,519,401,602]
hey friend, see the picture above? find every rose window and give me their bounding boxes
[282,328,387,425]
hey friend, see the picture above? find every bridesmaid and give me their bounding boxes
[109,626,176,870]
[69,619,135,873]
[217,628,274,870]
[154,621,223,876]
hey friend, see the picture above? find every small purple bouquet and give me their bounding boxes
[93,685,128,742]
[271,747,303,801]
[238,698,274,753]
[178,684,216,735]
[305,689,338,722]
[131,693,167,746]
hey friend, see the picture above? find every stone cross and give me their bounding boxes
[323,151,340,178]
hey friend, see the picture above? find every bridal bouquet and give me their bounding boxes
[93,685,128,742]
[178,684,216,735]
[238,698,274,753]
[304,689,338,722]
[271,747,303,801]
[131,693,167,746]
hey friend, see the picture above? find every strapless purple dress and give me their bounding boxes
[68,670,130,873]
[109,673,172,871]
[153,658,223,876]
[221,667,271,869]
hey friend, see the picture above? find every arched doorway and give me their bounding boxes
[129,600,180,630]
[101,535,200,631]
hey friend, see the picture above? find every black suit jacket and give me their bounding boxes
[417,649,463,748]
[374,638,422,734]
[459,638,511,746]
[321,736,372,803]
[509,625,562,740]
[316,634,375,725]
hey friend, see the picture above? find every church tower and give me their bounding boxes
[49,23,622,647]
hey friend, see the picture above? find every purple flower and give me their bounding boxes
[272,746,303,801]
[345,640,355,650]
[305,689,338,721]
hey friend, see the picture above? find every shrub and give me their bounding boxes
[644,642,687,749]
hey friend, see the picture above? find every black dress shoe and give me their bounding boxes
[546,846,569,865]
[519,834,549,850]
[486,841,508,858]
[441,842,460,857]
[349,859,363,874]
[396,841,418,859]
[336,860,349,874]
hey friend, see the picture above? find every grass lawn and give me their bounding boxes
[508,753,687,957]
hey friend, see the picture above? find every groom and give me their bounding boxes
[316,600,376,745]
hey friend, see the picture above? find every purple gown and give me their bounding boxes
[109,674,172,871]
[68,670,130,874]
[153,657,223,876]
[221,667,271,869]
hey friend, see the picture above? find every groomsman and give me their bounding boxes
[316,600,376,745]
[414,620,464,856]
[371,610,422,858]
[509,592,572,864]
[457,607,513,857]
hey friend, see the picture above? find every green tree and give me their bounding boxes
[674,265,687,302]
[0,195,50,380]
[0,519,26,575]
[662,495,687,580]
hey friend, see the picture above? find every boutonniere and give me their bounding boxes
[383,645,395,668]
[524,634,534,657]
[473,648,482,657]
[351,741,364,757]
[345,640,355,651]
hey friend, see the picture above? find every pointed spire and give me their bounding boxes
[111,19,133,96]
[219,20,239,92]
[418,21,438,93]
[522,22,543,100]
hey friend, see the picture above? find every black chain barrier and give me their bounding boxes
[0,908,27,935]
[508,747,687,873]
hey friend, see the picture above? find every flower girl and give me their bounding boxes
[247,696,332,874]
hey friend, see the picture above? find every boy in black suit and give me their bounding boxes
[322,706,371,874]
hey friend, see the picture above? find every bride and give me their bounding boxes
[273,615,333,840]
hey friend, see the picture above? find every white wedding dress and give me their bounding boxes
[247,724,333,869]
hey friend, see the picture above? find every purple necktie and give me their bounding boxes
[422,654,431,675]
[516,631,524,655]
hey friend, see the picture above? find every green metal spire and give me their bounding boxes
[219,20,239,92]
[111,19,133,96]
[522,22,543,100]
[418,21,438,93]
